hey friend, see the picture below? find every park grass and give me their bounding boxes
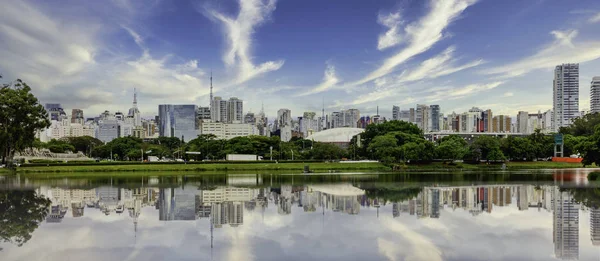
[15,162,389,173]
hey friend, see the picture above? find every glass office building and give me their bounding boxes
[158,105,198,142]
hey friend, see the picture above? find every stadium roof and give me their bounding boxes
[306,127,364,143]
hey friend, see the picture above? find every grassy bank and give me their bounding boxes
[3,160,591,175]
[392,161,590,171]
[14,162,388,173]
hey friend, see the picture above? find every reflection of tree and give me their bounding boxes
[0,191,51,247]
[566,188,600,209]
[359,184,422,202]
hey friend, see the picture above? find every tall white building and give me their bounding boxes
[553,64,579,131]
[553,187,579,260]
[277,109,292,130]
[127,89,141,127]
[211,97,228,123]
[227,97,244,123]
[591,77,600,113]
[416,104,429,131]
[200,122,258,140]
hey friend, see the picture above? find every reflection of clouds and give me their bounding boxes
[377,238,399,261]
[381,216,442,261]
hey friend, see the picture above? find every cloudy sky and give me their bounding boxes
[1,0,600,119]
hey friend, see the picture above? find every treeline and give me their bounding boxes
[351,117,599,164]
[41,135,348,161]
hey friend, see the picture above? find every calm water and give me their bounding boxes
[2,170,600,261]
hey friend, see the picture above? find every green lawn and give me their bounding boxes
[15,162,389,173]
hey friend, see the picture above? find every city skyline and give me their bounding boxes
[1,0,600,119]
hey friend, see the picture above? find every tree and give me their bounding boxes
[560,113,600,136]
[0,79,50,169]
[528,129,553,158]
[65,136,103,155]
[356,121,422,158]
[368,135,400,163]
[500,137,534,161]
[435,138,468,161]
[401,141,434,162]
[0,190,51,247]
[469,135,503,161]
[577,126,600,166]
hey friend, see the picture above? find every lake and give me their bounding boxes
[1,170,600,261]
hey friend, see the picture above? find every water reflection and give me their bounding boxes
[2,172,600,260]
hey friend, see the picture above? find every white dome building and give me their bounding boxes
[306,127,364,148]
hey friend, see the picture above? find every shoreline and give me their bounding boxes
[0,161,593,174]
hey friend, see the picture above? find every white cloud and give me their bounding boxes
[0,0,98,91]
[397,46,483,83]
[206,0,284,85]
[483,29,600,78]
[296,64,340,96]
[377,12,403,50]
[589,12,600,23]
[504,92,514,97]
[354,0,478,85]
[423,81,504,102]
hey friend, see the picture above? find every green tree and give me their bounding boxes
[355,121,422,158]
[500,137,534,160]
[401,141,434,162]
[0,190,51,247]
[65,136,104,155]
[528,129,553,158]
[435,138,468,161]
[576,126,600,166]
[469,135,503,161]
[560,112,600,136]
[0,79,51,169]
[368,135,401,163]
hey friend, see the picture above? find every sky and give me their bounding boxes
[1,0,600,119]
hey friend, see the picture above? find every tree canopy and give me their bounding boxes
[0,79,50,169]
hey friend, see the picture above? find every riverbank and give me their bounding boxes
[0,161,590,175]
[10,162,388,173]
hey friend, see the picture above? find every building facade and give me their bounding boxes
[553,63,579,131]
[591,77,600,113]
[158,104,198,142]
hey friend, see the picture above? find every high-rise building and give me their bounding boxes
[482,109,493,132]
[392,106,400,121]
[416,104,429,131]
[399,110,411,122]
[553,63,579,131]
[492,115,511,132]
[127,89,141,126]
[45,103,66,121]
[158,104,198,142]
[301,112,318,137]
[71,109,84,124]
[197,107,211,121]
[97,120,118,143]
[244,112,256,125]
[429,105,440,132]
[591,77,600,113]
[342,109,360,128]
[227,97,244,123]
[517,111,529,134]
[277,109,292,130]
[211,96,228,123]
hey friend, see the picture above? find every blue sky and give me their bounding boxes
[1,0,600,119]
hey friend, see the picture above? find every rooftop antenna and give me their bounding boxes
[133,88,138,108]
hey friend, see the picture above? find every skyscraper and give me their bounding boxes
[591,77,600,113]
[392,106,400,121]
[211,96,227,123]
[553,64,579,131]
[591,208,600,246]
[71,109,84,124]
[158,104,198,142]
[45,103,66,121]
[127,89,141,126]
[416,104,429,132]
[517,111,529,134]
[429,105,440,132]
[227,97,244,123]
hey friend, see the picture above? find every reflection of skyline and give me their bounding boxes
[33,183,599,260]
